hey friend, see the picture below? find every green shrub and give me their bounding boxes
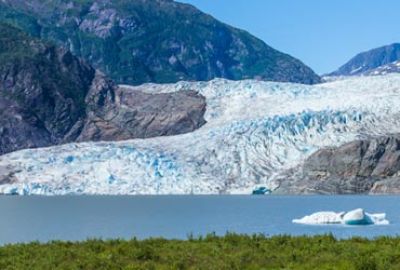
[1,234,400,270]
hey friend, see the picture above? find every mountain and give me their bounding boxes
[363,60,400,76]
[0,0,320,85]
[329,43,400,76]
[0,23,206,155]
[2,74,400,195]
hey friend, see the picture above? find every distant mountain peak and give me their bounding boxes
[329,43,400,76]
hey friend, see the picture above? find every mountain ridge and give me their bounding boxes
[329,43,400,76]
[0,0,321,85]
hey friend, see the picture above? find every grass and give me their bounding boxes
[1,234,400,269]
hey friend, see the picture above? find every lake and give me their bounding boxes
[0,195,399,245]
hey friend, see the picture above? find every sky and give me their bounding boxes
[178,0,400,74]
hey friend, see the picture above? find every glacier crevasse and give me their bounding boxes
[2,75,400,194]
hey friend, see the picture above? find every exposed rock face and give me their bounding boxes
[0,0,321,85]
[275,136,400,194]
[0,23,206,155]
[79,85,206,141]
[0,23,95,154]
[329,43,400,76]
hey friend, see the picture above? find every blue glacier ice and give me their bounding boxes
[2,74,400,194]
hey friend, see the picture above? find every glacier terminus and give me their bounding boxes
[2,74,400,195]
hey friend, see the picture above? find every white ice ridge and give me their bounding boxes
[293,208,389,226]
[2,74,400,194]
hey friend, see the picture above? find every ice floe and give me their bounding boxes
[293,208,389,225]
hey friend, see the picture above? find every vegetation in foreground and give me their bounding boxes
[1,234,400,270]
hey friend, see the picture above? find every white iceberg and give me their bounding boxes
[293,208,389,226]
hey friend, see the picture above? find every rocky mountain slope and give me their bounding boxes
[0,0,320,85]
[2,75,400,195]
[0,22,97,154]
[0,23,206,155]
[329,43,400,76]
[275,135,400,194]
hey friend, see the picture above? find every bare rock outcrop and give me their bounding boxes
[79,83,206,141]
[275,135,400,194]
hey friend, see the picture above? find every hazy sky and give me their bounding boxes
[179,0,400,74]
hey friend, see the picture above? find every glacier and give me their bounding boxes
[2,74,400,195]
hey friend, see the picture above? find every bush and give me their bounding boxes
[1,234,400,269]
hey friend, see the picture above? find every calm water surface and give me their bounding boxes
[0,195,399,245]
